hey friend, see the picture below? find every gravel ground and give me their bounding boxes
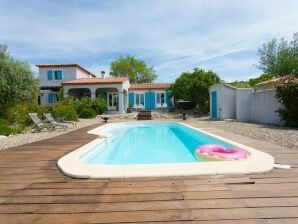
[0,118,103,151]
[197,119,298,150]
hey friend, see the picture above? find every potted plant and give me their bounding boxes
[127,103,133,113]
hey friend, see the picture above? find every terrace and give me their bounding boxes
[1,120,297,223]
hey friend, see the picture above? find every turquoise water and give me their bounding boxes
[81,122,234,165]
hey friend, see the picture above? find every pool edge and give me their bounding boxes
[57,121,275,179]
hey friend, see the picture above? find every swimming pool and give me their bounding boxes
[81,122,234,165]
[58,121,274,178]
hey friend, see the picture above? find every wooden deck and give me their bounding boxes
[0,121,298,224]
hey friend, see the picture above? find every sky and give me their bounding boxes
[0,0,297,82]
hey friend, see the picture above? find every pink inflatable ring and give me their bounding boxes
[195,144,248,161]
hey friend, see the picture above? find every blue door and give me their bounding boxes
[211,91,217,119]
[145,92,155,110]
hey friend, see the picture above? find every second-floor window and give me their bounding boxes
[47,70,63,80]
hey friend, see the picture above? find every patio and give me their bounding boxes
[0,121,298,223]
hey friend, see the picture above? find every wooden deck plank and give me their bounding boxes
[1,207,298,224]
[1,197,298,214]
[0,121,297,223]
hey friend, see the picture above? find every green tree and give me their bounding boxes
[0,45,38,110]
[110,55,157,83]
[248,73,274,87]
[170,68,220,113]
[257,33,298,76]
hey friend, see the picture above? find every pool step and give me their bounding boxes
[137,110,152,120]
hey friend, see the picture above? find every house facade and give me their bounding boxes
[37,64,96,104]
[37,64,172,113]
[129,83,172,110]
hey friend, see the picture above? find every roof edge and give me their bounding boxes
[36,64,96,77]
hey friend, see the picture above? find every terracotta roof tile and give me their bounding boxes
[129,83,171,90]
[36,64,96,77]
[63,77,129,85]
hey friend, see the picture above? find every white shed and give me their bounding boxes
[209,83,236,120]
[210,83,282,125]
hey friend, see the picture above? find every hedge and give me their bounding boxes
[276,81,298,127]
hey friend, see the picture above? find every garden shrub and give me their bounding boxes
[4,102,38,127]
[36,104,53,119]
[52,104,78,121]
[91,97,107,115]
[79,108,96,118]
[276,80,298,127]
[0,119,13,136]
[70,97,106,118]
[0,119,21,136]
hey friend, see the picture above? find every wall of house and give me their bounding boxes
[39,67,77,87]
[39,67,78,104]
[128,90,172,110]
[236,88,252,122]
[76,68,94,78]
[250,89,281,125]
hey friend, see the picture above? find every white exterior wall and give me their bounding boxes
[39,66,95,104]
[76,68,94,78]
[39,67,77,87]
[210,84,282,125]
[220,85,236,119]
[250,89,281,125]
[236,89,252,122]
[210,84,236,120]
[40,90,52,105]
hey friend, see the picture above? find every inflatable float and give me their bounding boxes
[195,144,248,161]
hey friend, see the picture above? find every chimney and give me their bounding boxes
[100,71,105,78]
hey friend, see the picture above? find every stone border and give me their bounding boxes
[57,121,274,178]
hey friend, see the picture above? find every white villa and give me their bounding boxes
[37,64,172,113]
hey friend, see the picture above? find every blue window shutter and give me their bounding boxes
[47,70,52,80]
[144,92,150,110]
[129,92,134,106]
[166,91,172,109]
[57,70,63,80]
[150,92,155,109]
[48,93,53,103]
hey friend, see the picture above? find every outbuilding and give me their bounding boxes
[209,83,236,120]
[209,82,282,125]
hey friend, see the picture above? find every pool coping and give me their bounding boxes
[57,121,275,179]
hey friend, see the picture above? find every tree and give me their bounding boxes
[0,45,38,110]
[170,68,220,113]
[257,33,298,76]
[110,55,157,83]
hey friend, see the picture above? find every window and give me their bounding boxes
[135,93,144,107]
[48,92,59,103]
[54,70,62,80]
[54,71,59,80]
[52,93,59,103]
[48,70,62,80]
[156,92,165,106]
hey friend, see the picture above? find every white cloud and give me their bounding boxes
[0,0,297,82]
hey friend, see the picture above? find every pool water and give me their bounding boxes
[81,122,234,165]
